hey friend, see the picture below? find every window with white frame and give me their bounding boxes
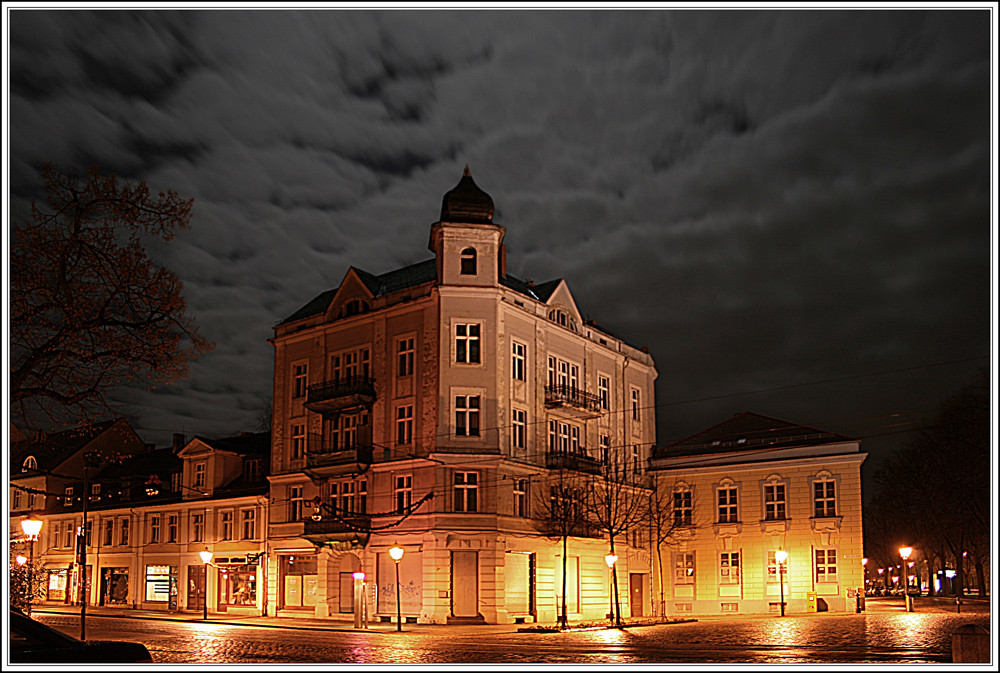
[455,324,481,363]
[814,478,837,517]
[241,508,256,540]
[64,486,73,507]
[631,387,640,421]
[395,475,412,515]
[340,481,356,513]
[292,362,308,398]
[511,341,526,381]
[149,514,160,544]
[598,375,610,410]
[191,512,203,542]
[512,409,526,450]
[720,552,741,584]
[632,444,640,474]
[289,486,303,522]
[674,552,695,584]
[396,405,414,446]
[766,550,782,582]
[167,514,178,543]
[330,411,369,450]
[717,485,738,523]
[221,511,234,540]
[12,488,22,510]
[397,336,415,377]
[194,462,206,488]
[120,517,130,545]
[547,356,579,390]
[514,479,529,517]
[764,483,787,520]
[600,434,610,464]
[331,347,370,382]
[104,519,114,546]
[673,488,693,526]
[63,522,74,548]
[454,471,479,512]
[455,395,481,436]
[815,549,838,582]
[291,423,306,460]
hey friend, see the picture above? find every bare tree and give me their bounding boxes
[536,468,590,630]
[645,477,687,620]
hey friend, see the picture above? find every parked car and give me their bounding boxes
[8,609,154,663]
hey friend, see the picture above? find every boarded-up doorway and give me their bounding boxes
[451,551,479,619]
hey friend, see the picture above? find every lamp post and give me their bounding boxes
[899,547,913,612]
[604,554,618,625]
[20,516,43,615]
[389,544,404,632]
[775,549,788,617]
[199,548,213,620]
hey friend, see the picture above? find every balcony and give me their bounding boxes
[544,384,602,419]
[304,376,376,415]
[545,450,605,475]
[303,512,371,547]
[304,433,373,478]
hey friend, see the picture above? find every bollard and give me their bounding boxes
[956,596,961,614]
[951,624,989,663]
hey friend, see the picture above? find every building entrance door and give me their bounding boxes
[451,551,479,618]
[629,573,644,617]
[187,565,205,611]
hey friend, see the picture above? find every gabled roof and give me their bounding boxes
[10,419,123,475]
[198,431,271,456]
[657,412,855,459]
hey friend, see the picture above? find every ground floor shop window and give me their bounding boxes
[220,568,257,606]
[46,568,69,602]
[281,555,317,608]
[101,567,130,605]
[145,565,173,602]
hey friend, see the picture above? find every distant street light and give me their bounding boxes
[899,547,914,612]
[775,549,788,617]
[20,515,44,615]
[199,548,214,620]
[389,544,405,632]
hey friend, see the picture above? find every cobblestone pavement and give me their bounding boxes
[25,596,992,665]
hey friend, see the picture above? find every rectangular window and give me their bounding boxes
[221,511,234,540]
[511,342,526,381]
[720,552,741,584]
[104,519,114,546]
[764,484,786,520]
[293,363,308,398]
[717,487,738,523]
[289,486,303,522]
[341,481,357,513]
[397,337,415,377]
[598,375,610,410]
[455,395,481,437]
[191,513,203,542]
[395,475,412,515]
[329,482,339,513]
[514,479,529,517]
[814,480,837,517]
[64,523,74,548]
[120,518,130,546]
[631,388,640,421]
[90,483,101,501]
[558,422,570,452]
[149,515,160,544]
[815,549,838,582]
[85,521,92,546]
[767,551,780,582]
[632,444,640,474]
[12,488,22,510]
[455,324,481,363]
[673,489,693,526]
[512,409,526,450]
[600,435,610,464]
[548,420,558,451]
[674,552,695,584]
[64,486,73,508]
[167,514,178,543]
[241,509,256,540]
[454,471,479,512]
[145,565,172,602]
[291,424,306,460]
[396,405,414,446]
[194,462,206,488]
[244,458,261,482]
[359,480,367,513]
[332,347,370,381]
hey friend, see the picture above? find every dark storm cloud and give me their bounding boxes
[5,8,992,462]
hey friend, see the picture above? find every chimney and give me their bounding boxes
[172,433,186,452]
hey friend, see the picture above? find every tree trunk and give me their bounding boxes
[560,533,568,630]
[656,541,665,621]
[975,560,987,598]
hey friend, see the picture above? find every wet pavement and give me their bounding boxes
[24,596,993,665]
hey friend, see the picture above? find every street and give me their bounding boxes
[27,597,991,665]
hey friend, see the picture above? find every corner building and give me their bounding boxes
[267,169,657,624]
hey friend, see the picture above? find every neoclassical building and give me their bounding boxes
[266,168,658,624]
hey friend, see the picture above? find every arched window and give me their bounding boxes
[22,456,37,472]
[547,308,578,332]
[460,247,477,275]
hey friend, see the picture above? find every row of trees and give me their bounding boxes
[864,369,990,596]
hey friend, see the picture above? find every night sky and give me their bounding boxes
[4,7,994,488]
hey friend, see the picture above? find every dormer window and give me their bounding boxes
[22,456,37,472]
[460,247,477,275]
[244,458,261,482]
[547,308,578,332]
[341,299,370,318]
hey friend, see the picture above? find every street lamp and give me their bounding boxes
[775,549,788,617]
[389,544,404,632]
[352,571,367,629]
[20,515,44,615]
[899,547,913,612]
[199,548,214,620]
[604,554,618,625]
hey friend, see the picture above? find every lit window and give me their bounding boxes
[720,552,741,585]
[455,324,481,363]
[460,247,477,275]
[764,483,787,520]
[717,486,738,523]
[674,552,695,585]
[454,471,479,512]
[815,549,838,582]
[455,395,480,437]
[814,480,837,517]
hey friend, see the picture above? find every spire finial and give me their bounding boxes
[463,165,471,177]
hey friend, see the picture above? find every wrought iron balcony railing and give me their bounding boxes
[305,376,376,413]
[545,450,605,475]
[544,384,603,413]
